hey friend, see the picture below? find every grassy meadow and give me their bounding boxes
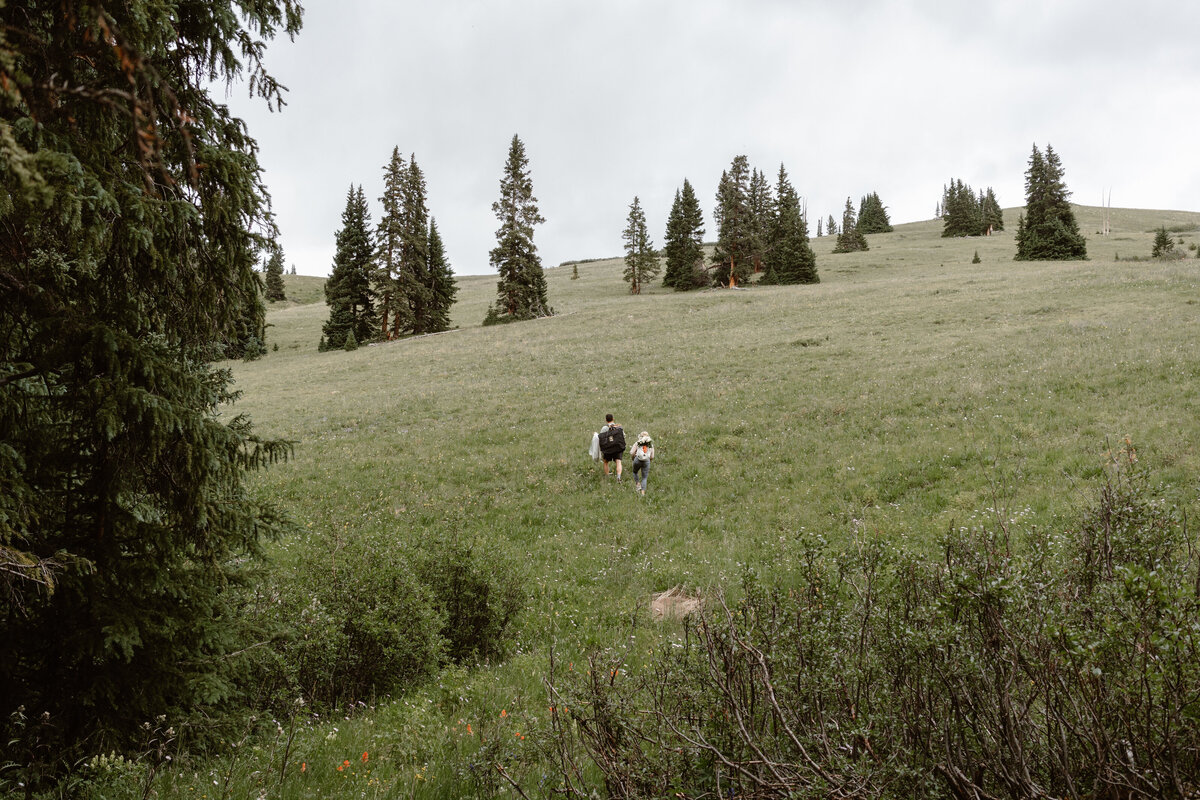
[131,207,1200,797]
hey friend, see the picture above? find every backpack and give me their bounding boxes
[599,425,625,455]
[632,442,652,463]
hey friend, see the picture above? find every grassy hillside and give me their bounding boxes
[158,206,1200,797]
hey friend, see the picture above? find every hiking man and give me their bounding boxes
[598,413,625,480]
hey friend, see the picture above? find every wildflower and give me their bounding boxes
[466,724,473,735]
[361,751,368,763]
[500,709,507,718]
[343,760,350,767]
[300,763,306,773]
[337,765,344,772]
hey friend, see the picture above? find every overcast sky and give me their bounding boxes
[222,0,1200,276]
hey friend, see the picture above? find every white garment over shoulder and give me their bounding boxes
[588,432,601,461]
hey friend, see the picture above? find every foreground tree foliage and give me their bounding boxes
[550,446,1200,799]
[0,0,300,778]
[1015,143,1087,260]
[486,134,551,322]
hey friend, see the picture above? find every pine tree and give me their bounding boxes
[1015,143,1087,260]
[374,149,412,338]
[324,185,375,348]
[857,192,893,234]
[426,219,457,332]
[1151,226,1176,258]
[662,179,706,291]
[713,155,753,287]
[489,134,550,320]
[816,217,823,238]
[761,164,818,285]
[827,214,838,236]
[622,196,659,294]
[264,248,287,301]
[0,0,299,769]
[942,179,982,237]
[399,156,434,334]
[833,197,869,253]
[747,167,773,273]
[981,187,1004,233]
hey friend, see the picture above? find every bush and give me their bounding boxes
[250,533,444,710]
[416,532,525,664]
[550,443,1200,798]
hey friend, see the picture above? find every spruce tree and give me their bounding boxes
[857,192,893,234]
[374,149,412,338]
[426,219,457,332]
[1151,226,1176,258]
[0,0,299,770]
[826,214,838,236]
[761,164,818,285]
[399,156,433,334]
[622,196,659,294]
[747,167,773,273]
[942,179,982,237]
[324,185,375,347]
[713,155,753,287]
[981,187,1004,233]
[833,197,869,253]
[1015,143,1087,260]
[489,134,550,320]
[817,217,823,237]
[264,248,287,301]
[662,179,706,291]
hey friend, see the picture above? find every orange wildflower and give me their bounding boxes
[337,765,344,772]
[361,751,369,763]
[300,763,306,773]
[466,723,473,735]
[500,709,507,718]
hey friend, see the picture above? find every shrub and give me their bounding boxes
[416,532,525,664]
[550,443,1200,798]
[251,533,444,710]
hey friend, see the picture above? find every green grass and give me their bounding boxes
[133,205,1200,797]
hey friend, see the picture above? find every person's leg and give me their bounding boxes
[602,456,610,476]
[640,461,650,492]
[615,458,622,479]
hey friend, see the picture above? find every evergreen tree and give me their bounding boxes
[942,179,982,237]
[374,149,413,338]
[747,167,773,273]
[761,164,818,285]
[833,197,869,253]
[489,134,550,320]
[826,214,838,236]
[713,155,753,287]
[857,191,893,234]
[662,179,707,290]
[324,185,375,347]
[981,187,1004,233]
[398,156,434,334]
[426,219,457,332]
[622,196,659,294]
[264,247,287,301]
[0,0,299,771]
[816,217,823,237]
[1015,143,1087,260]
[1151,226,1176,258]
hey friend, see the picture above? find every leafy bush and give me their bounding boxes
[550,444,1200,798]
[250,534,445,710]
[416,532,525,664]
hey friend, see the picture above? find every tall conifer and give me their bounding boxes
[1015,143,1087,260]
[662,179,706,290]
[833,197,868,253]
[488,135,550,320]
[264,248,287,301]
[426,219,457,332]
[713,155,753,287]
[762,164,818,285]
[325,185,375,347]
[622,196,659,294]
[857,192,893,234]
